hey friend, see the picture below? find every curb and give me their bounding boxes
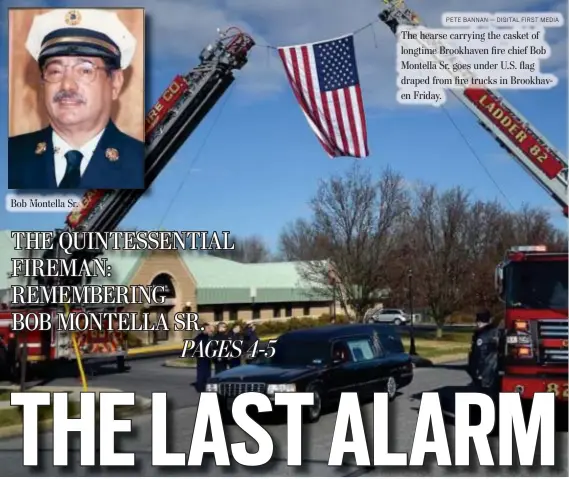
[0,392,152,440]
[163,359,195,368]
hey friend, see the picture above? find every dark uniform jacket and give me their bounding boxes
[8,120,144,190]
[468,324,502,392]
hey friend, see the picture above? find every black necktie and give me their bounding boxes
[59,150,83,189]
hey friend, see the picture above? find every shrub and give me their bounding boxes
[253,313,348,337]
[126,332,143,348]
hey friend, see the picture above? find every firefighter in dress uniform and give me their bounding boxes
[194,322,213,393]
[228,323,243,368]
[242,322,259,364]
[8,8,144,190]
[213,322,230,374]
[467,309,502,398]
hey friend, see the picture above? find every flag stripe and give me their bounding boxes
[300,45,335,156]
[305,46,337,154]
[344,88,359,157]
[350,87,365,157]
[278,34,368,158]
[355,86,369,156]
[280,47,334,156]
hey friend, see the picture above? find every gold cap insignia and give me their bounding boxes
[35,142,47,155]
[65,10,82,26]
[105,148,119,162]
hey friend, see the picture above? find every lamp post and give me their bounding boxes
[408,269,417,356]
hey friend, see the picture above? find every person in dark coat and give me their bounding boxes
[213,322,229,374]
[228,324,243,369]
[242,322,259,364]
[8,9,144,191]
[193,322,213,393]
[467,309,502,398]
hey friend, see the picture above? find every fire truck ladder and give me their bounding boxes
[41,27,255,282]
[379,0,568,216]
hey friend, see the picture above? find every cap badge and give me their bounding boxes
[65,10,82,26]
[35,142,47,155]
[105,148,119,162]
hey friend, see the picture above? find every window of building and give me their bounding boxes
[252,306,261,320]
[285,305,293,317]
[303,305,310,316]
[214,308,223,322]
[229,308,238,322]
[273,307,281,318]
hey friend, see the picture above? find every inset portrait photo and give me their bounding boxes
[8,8,145,191]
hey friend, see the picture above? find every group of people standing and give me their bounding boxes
[193,321,259,392]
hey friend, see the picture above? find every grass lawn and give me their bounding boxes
[0,402,81,428]
[0,393,145,428]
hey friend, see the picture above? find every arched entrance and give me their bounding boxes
[149,273,177,342]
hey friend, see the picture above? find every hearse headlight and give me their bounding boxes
[267,384,296,394]
[205,383,218,393]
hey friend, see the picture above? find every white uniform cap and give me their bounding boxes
[25,8,137,70]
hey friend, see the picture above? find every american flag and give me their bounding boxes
[278,35,369,158]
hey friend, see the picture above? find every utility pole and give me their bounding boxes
[408,269,417,356]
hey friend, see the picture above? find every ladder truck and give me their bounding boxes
[379,0,568,403]
[0,28,255,381]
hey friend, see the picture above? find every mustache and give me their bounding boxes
[53,90,86,104]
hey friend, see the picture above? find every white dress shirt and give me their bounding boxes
[52,129,105,186]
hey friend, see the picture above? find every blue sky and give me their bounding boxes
[1,0,567,251]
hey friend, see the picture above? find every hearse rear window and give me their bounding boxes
[380,334,404,353]
[346,338,375,362]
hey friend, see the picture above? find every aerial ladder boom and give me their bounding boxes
[41,28,255,286]
[379,0,568,215]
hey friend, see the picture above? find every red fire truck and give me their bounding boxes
[0,28,254,381]
[379,1,568,400]
[495,246,568,401]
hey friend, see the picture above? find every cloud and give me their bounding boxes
[3,0,566,107]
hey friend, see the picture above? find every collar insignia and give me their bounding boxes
[35,142,47,155]
[105,148,119,162]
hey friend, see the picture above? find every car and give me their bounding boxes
[371,308,408,325]
[205,323,413,423]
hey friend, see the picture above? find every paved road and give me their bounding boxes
[6,357,201,410]
[0,358,566,476]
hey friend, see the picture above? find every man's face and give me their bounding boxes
[203,324,213,335]
[42,56,123,129]
[218,324,227,333]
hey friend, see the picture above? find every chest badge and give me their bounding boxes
[35,142,47,155]
[105,148,119,162]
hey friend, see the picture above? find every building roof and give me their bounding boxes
[0,230,331,305]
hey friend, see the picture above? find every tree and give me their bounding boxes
[407,185,473,338]
[279,164,409,321]
[208,234,272,263]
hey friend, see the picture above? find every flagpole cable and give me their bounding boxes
[254,18,380,50]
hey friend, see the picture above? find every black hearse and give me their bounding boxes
[205,323,413,422]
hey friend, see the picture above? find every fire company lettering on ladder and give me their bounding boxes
[278,35,369,158]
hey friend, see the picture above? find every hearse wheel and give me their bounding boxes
[304,384,322,423]
[116,356,129,373]
[386,376,397,401]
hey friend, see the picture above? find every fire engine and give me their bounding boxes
[495,246,567,401]
[379,0,568,401]
[0,28,255,381]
